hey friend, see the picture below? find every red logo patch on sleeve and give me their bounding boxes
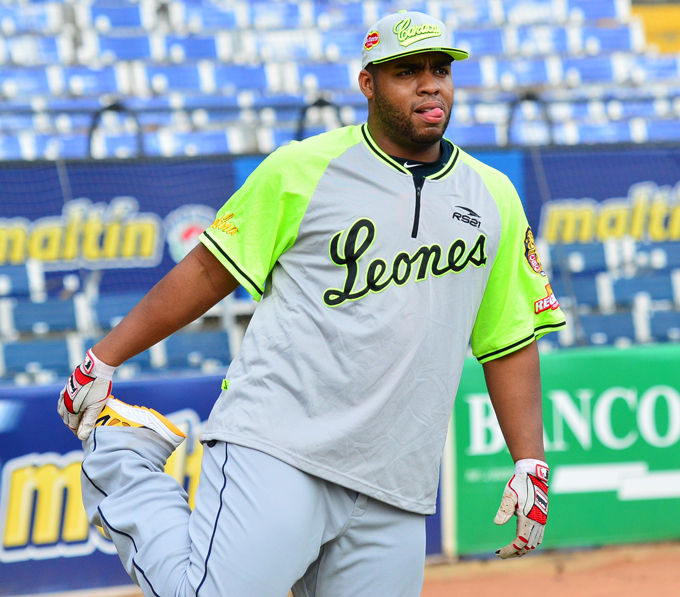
[534,283,559,314]
[364,31,380,50]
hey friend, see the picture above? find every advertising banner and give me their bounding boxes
[453,344,680,556]
[0,376,442,595]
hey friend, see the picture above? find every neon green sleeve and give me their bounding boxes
[466,156,567,362]
[199,126,361,300]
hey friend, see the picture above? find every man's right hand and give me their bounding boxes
[58,349,116,441]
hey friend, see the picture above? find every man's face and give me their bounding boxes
[368,52,454,150]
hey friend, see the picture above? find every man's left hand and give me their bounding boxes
[494,459,549,558]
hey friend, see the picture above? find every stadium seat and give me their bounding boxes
[171,3,239,32]
[516,26,569,55]
[0,67,51,97]
[497,58,551,89]
[550,273,599,307]
[213,65,269,93]
[549,243,607,274]
[446,123,499,146]
[613,273,674,305]
[567,0,622,22]
[174,131,230,156]
[439,1,496,28]
[650,310,680,342]
[451,59,486,88]
[64,66,122,96]
[83,4,147,32]
[298,64,352,91]
[35,134,89,159]
[322,30,366,61]
[563,56,616,85]
[503,0,558,26]
[95,292,145,329]
[580,312,636,345]
[250,2,310,29]
[453,28,505,56]
[143,64,203,94]
[316,2,364,29]
[165,35,219,61]
[0,136,23,160]
[0,265,30,297]
[97,35,153,62]
[0,4,57,35]
[165,329,231,370]
[632,56,680,83]
[582,26,638,54]
[3,338,71,377]
[646,121,680,143]
[11,297,77,334]
[639,242,680,269]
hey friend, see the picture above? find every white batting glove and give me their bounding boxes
[494,458,549,559]
[58,349,117,441]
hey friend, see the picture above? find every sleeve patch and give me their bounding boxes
[534,283,560,314]
[524,226,546,277]
[209,212,239,236]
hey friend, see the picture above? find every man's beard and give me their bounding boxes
[373,84,451,150]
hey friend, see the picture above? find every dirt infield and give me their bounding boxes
[20,542,680,597]
[422,542,680,597]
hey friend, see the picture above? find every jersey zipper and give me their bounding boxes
[411,176,425,238]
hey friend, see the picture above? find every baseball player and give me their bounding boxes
[59,11,565,597]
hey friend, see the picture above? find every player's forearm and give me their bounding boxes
[93,244,238,367]
[482,341,546,463]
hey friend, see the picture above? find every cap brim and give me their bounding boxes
[369,46,470,67]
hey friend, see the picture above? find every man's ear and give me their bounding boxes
[358,69,374,99]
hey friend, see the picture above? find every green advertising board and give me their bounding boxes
[449,344,680,556]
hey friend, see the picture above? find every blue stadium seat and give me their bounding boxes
[647,121,680,143]
[98,35,152,61]
[563,56,615,84]
[440,1,494,27]
[64,66,121,96]
[0,265,30,297]
[0,68,51,96]
[250,2,308,29]
[3,338,71,376]
[559,121,632,144]
[0,136,23,160]
[254,30,315,62]
[613,273,674,305]
[12,297,77,334]
[453,28,504,56]
[568,0,619,21]
[582,26,634,53]
[322,30,366,61]
[503,0,555,26]
[213,65,269,92]
[165,330,231,370]
[145,65,202,93]
[89,4,145,31]
[634,57,680,82]
[497,58,549,88]
[0,5,53,34]
[550,273,599,306]
[650,311,680,342]
[174,131,229,156]
[165,35,218,61]
[298,64,351,91]
[446,123,498,146]
[100,133,140,158]
[95,292,145,329]
[0,114,34,132]
[516,26,568,55]
[35,134,89,159]
[178,4,239,31]
[451,59,485,88]
[549,243,607,274]
[640,242,680,269]
[315,2,364,29]
[580,312,635,345]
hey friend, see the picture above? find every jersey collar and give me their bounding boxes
[360,124,461,180]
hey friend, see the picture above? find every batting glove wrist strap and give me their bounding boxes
[494,459,549,559]
[57,349,115,441]
[85,349,117,381]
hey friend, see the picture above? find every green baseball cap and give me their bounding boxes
[361,11,470,69]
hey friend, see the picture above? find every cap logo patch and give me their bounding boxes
[524,227,546,276]
[393,18,442,47]
[364,31,380,50]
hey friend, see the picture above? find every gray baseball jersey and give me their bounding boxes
[199,124,565,515]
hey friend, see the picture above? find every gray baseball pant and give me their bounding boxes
[81,426,426,597]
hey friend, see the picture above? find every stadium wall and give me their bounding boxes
[1,144,680,593]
